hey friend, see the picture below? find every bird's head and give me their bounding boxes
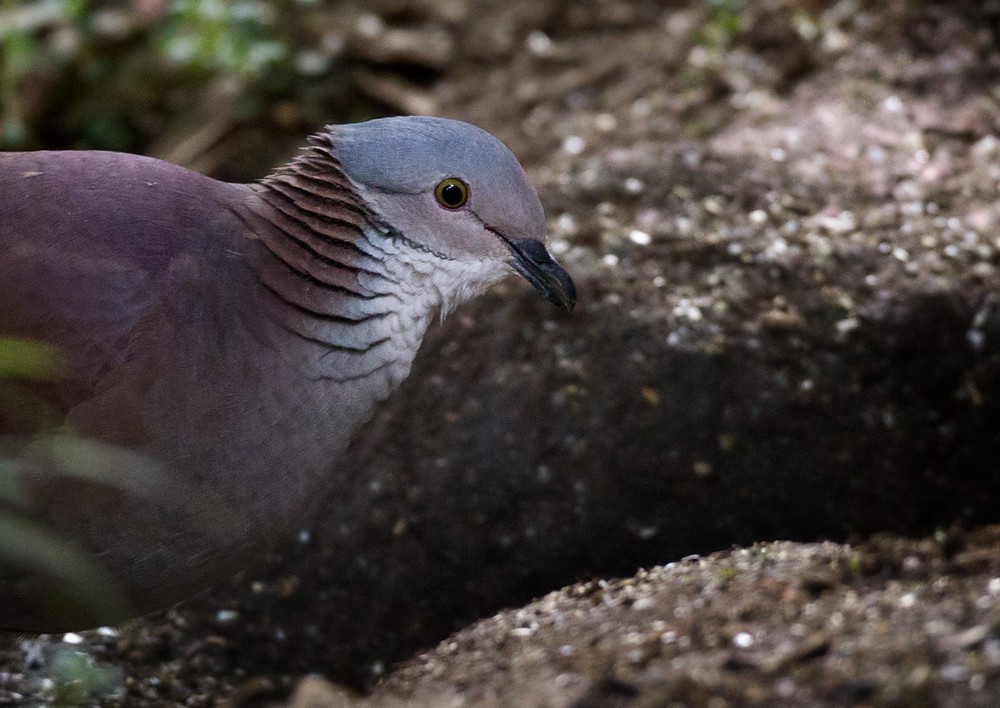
[326,116,576,311]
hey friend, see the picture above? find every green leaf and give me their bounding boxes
[0,338,63,380]
[0,513,134,627]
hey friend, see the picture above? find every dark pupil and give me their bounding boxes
[441,183,463,205]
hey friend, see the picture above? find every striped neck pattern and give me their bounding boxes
[245,135,448,391]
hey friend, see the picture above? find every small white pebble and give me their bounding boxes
[766,238,789,256]
[96,626,119,638]
[733,631,754,648]
[636,525,659,539]
[550,238,570,255]
[298,529,311,543]
[216,609,239,623]
[972,135,1000,159]
[594,113,618,132]
[688,45,711,67]
[673,301,702,321]
[525,30,553,56]
[555,672,574,686]
[984,638,1000,665]
[988,578,1000,594]
[899,593,916,608]
[652,275,666,287]
[562,135,585,155]
[633,597,655,611]
[631,98,651,117]
[823,27,848,51]
[819,211,856,233]
[940,664,968,682]
[555,212,577,236]
[882,95,903,113]
[776,677,796,698]
[62,632,84,645]
[510,627,534,638]
[770,147,787,162]
[355,13,384,38]
[703,196,724,215]
[624,177,645,194]
[867,145,887,164]
[628,229,652,246]
[749,209,768,224]
[682,151,701,168]
[602,253,620,267]
[836,318,859,335]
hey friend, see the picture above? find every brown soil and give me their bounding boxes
[2,0,1000,705]
[347,527,1000,707]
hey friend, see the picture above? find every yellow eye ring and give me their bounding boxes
[434,178,469,209]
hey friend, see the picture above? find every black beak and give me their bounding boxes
[505,238,577,312]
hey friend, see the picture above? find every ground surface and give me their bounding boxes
[297,527,1000,707]
[2,0,1000,705]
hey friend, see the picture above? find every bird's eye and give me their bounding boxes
[434,178,469,209]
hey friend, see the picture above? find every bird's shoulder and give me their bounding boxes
[0,150,262,417]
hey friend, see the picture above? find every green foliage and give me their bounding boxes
[698,0,746,49]
[49,647,124,705]
[0,339,136,629]
[0,337,63,379]
[0,513,134,629]
[717,565,737,583]
[0,0,329,157]
[160,0,287,74]
[0,338,64,433]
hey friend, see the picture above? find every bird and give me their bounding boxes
[0,116,575,631]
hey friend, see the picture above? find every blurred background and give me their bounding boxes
[1,0,454,178]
